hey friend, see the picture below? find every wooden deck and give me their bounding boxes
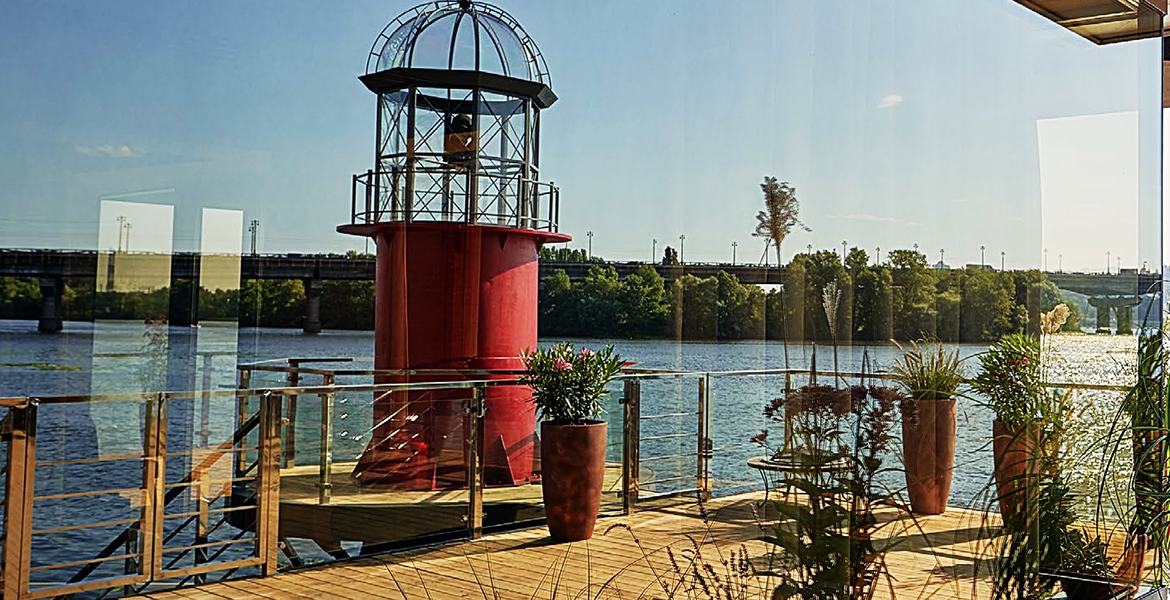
[273,461,632,549]
[133,490,1056,600]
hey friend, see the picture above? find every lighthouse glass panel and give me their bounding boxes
[0,0,1166,596]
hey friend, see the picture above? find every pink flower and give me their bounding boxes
[554,358,572,371]
[580,348,595,357]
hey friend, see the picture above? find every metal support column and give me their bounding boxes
[317,374,334,505]
[193,466,209,584]
[235,369,252,478]
[697,375,712,500]
[467,385,485,539]
[621,379,641,515]
[284,363,300,469]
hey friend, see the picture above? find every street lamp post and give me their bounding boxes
[939,248,945,266]
[1058,254,1062,272]
[875,247,881,265]
[1117,256,1121,273]
[1106,250,1111,274]
[732,241,737,266]
[806,243,812,255]
[587,231,593,259]
[679,234,686,265]
[652,239,657,264]
[980,245,985,267]
[841,240,847,265]
[1000,251,1005,271]
[1044,248,1048,272]
[116,215,127,253]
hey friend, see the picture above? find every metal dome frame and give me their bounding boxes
[364,0,551,86]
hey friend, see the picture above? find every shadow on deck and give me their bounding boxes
[132,491,1018,600]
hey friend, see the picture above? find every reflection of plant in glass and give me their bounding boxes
[135,319,169,393]
[971,333,1043,428]
[755,384,905,600]
[753,176,810,263]
[889,340,964,424]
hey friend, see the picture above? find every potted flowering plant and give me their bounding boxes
[971,332,1046,529]
[518,343,623,541]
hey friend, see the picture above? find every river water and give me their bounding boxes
[0,319,1141,586]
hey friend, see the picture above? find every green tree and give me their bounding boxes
[619,265,669,337]
[844,247,869,276]
[670,274,718,340]
[715,271,764,339]
[577,266,624,337]
[791,251,849,341]
[320,281,375,330]
[538,270,577,336]
[888,249,937,340]
[853,266,892,341]
[959,267,1015,341]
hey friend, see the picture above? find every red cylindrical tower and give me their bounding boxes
[339,1,567,490]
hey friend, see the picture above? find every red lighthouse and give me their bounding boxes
[339,0,568,490]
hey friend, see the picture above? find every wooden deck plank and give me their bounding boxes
[133,491,1147,600]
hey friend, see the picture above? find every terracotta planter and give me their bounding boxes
[540,420,607,542]
[992,419,1041,529]
[901,398,957,515]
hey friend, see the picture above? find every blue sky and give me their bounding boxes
[0,0,1162,272]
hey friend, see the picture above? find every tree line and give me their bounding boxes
[0,248,1082,341]
[539,248,1082,342]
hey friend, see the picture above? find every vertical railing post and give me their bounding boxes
[622,379,641,515]
[783,372,793,450]
[285,362,300,469]
[199,353,213,448]
[317,373,334,505]
[236,368,252,478]
[256,392,282,576]
[466,384,485,539]
[141,394,167,581]
[193,465,209,584]
[123,521,139,596]
[697,375,712,500]
[3,401,37,600]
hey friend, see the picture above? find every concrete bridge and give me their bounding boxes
[0,249,375,334]
[1,249,1160,334]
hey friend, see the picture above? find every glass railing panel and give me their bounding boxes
[155,392,263,584]
[26,398,152,592]
[600,378,625,516]
[276,389,470,566]
[706,372,789,498]
[635,373,704,499]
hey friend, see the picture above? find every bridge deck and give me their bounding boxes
[131,491,1020,600]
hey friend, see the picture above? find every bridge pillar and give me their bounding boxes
[1116,305,1133,335]
[1093,303,1112,334]
[38,276,64,333]
[303,277,322,335]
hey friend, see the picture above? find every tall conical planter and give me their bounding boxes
[540,421,607,542]
[992,419,1040,529]
[902,398,956,515]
